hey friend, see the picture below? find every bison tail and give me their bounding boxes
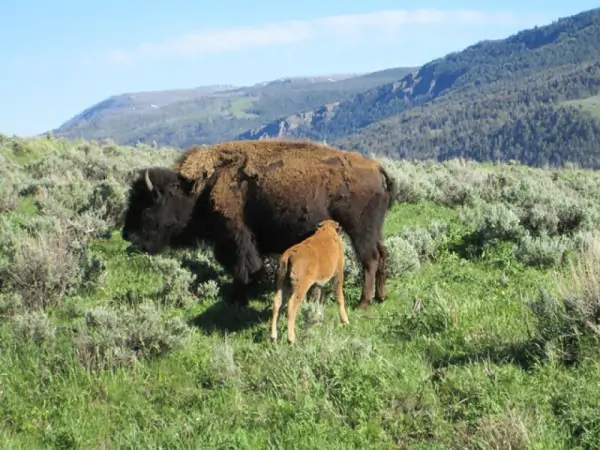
[379,165,398,210]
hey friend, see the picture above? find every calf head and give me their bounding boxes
[316,219,342,234]
[122,167,198,254]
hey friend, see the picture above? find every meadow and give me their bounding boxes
[2,134,600,449]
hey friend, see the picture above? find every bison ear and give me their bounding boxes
[177,174,196,195]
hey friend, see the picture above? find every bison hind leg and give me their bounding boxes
[343,197,389,309]
[375,240,388,302]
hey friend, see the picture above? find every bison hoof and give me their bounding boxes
[355,300,371,309]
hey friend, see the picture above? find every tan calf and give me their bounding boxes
[270,219,350,343]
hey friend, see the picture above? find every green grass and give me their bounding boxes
[229,97,259,118]
[562,94,600,120]
[383,201,459,236]
[0,222,583,448]
[0,217,581,449]
[3,136,600,448]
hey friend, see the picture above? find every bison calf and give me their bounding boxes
[270,219,350,343]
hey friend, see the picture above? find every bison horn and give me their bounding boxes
[144,169,154,192]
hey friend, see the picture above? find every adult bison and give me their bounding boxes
[121,139,398,309]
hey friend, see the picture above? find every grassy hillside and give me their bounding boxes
[3,135,600,448]
[240,7,600,168]
[50,68,414,149]
[563,94,600,119]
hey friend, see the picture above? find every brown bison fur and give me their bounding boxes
[270,219,349,343]
[122,139,398,309]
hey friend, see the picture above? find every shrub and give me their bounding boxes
[555,200,597,235]
[74,303,192,370]
[377,157,436,203]
[10,310,56,346]
[461,202,524,244]
[383,236,420,278]
[514,233,574,268]
[0,182,19,213]
[0,226,107,311]
[146,255,197,308]
[398,226,437,261]
[527,237,600,366]
[555,238,600,339]
[518,203,560,237]
[427,220,451,240]
[0,292,24,317]
[207,337,240,387]
[83,177,128,227]
[437,178,480,207]
[195,280,220,301]
[572,230,600,253]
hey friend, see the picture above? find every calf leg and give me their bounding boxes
[287,280,312,344]
[270,283,289,340]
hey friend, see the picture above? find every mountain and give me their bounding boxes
[50,68,415,148]
[238,7,600,169]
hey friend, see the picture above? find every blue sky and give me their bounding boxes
[1,1,597,136]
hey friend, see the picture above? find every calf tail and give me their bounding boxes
[379,164,398,210]
[276,253,292,290]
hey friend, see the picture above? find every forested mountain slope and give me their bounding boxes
[239,7,600,168]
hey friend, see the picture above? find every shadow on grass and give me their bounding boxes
[189,300,272,335]
[446,230,488,260]
[188,274,330,337]
[188,271,278,335]
[426,339,551,374]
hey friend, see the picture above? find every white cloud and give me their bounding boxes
[105,8,550,64]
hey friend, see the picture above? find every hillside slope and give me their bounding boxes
[4,136,600,447]
[239,7,600,168]
[51,68,414,148]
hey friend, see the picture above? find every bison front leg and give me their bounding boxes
[213,224,263,309]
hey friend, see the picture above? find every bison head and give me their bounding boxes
[122,167,198,254]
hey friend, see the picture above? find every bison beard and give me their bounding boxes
[121,139,398,309]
